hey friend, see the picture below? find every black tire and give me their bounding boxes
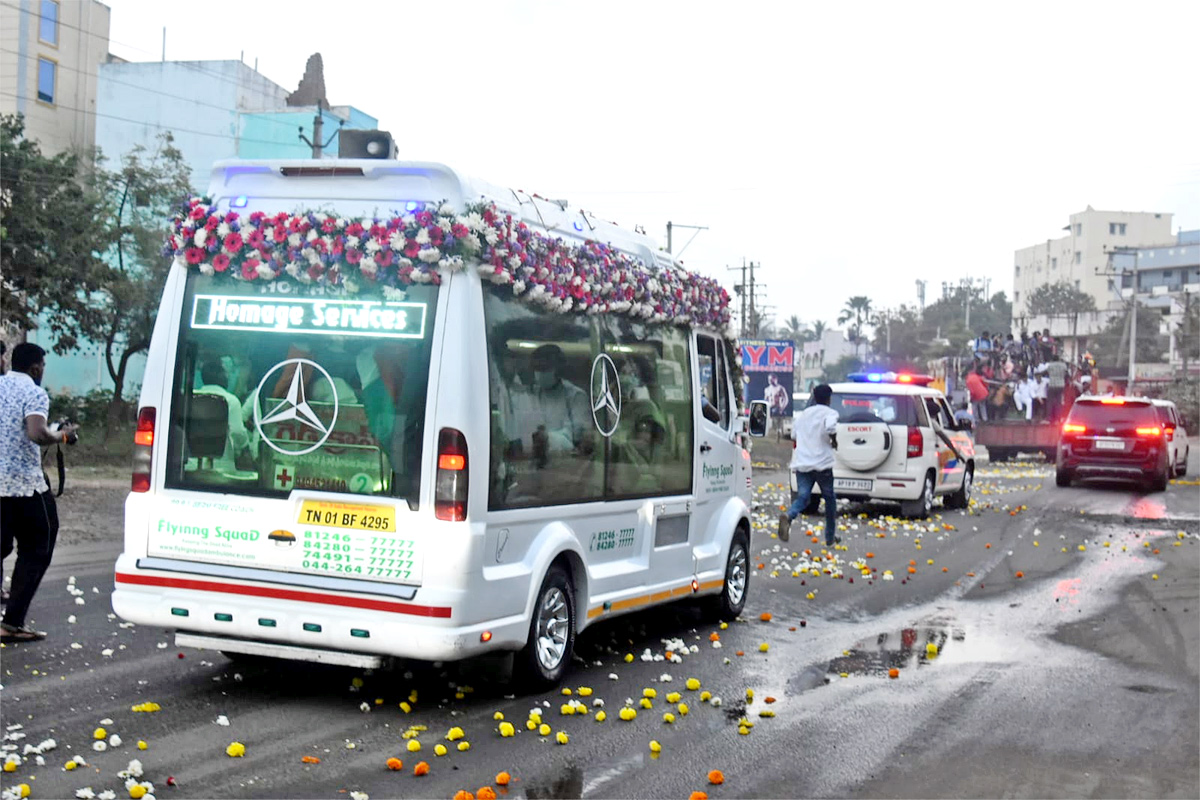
[1176,448,1188,477]
[900,472,934,518]
[945,466,973,509]
[1055,469,1073,488]
[514,565,576,691]
[704,530,749,622]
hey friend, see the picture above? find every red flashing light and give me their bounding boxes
[897,374,914,383]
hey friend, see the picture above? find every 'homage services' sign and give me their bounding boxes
[191,294,427,339]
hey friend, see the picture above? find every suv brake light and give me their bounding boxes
[1062,423,1086,434]
[1135,426,1162,437]
[434,428,468,522]
[906,426,923,458]
[131,407,156,492]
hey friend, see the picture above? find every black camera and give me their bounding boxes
[49,417,79,445]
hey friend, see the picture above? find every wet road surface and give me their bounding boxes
[2,449,1197,799]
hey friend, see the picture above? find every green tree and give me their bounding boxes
[823,353,862,383]
[1,114,108,340]
[83,133,192,433]
[1024,281,1096,340]
[837,295,874,358]
[810,319,827,341]
[1090,302,1168,367]
[780,314,808,344]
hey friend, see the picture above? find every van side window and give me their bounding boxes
[602,317,694,498]
[697,335,730,429]
[483,294,602,510]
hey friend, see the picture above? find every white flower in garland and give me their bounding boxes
[415,227,431,246]
[256,262,274,280]
[512,280,526,294]
[460,233,481,253]
[306,228,318,243]
[217,222,230,238]
[199,263,214,276]
[346,235,360,249]
[418,247,441,264]
[388,231,405,251]
[464,211,485,231]
[302,247,320,265]
[359,256,378,279]
[288,232,302,248]
[193,229,207,247]
[484,228,500,246]
[439,203,455,216]
[437,216,452,232]
[344,277,360,294]
[364,237,381,254]
[381,286,407,301]
[285,262,302,280]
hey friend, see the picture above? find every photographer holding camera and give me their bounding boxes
[1,343,77,643]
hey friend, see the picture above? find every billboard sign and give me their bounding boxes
[741,339,794,416]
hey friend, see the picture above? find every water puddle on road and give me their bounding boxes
[822,618,965,680]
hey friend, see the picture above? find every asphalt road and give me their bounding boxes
[2,448,1197,800]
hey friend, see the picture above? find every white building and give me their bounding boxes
[798,329,856,389]
[0,0,112,154]
[1012,207,1173,358]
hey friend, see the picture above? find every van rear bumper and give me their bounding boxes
[112,554,529,662]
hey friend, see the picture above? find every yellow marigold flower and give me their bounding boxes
[619,707,637,721]
[738,725,750,735]
[595,711,607,722]
[561,687,572,696]
[700,691,712,701]
[538,724,551,737]
[555,731,569,745]
[129,784,148,799]
[399,702,412,713]
[639,698,653,709]
[407,740,422,752]
[93,728,107,740]
[560,704,575,716]
[624,653,634,662]
[226,741,246,758]
[525,720,538,731]
[666,692,681,704]
[446,727,465,741]
[663,712,676,723]
[649,740,662,753]
[457,741,470,752]
[498,722,515,738]
[677,702,689,715]
[758,709,775,718]
[434,744,448,757]
[493,712,504,721]
[686,678,701,691]
[643,688,657,699]
[137,741,148,750]
[577,687,593,697]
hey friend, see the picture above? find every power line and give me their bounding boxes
[1,91,300,149]
[0,47,304,134]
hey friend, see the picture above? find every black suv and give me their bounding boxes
[1056,396,1172,491]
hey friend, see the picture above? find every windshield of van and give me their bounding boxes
[164,273,439,505]
[830,392,918,426]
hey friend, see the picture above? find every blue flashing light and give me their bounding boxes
[867,373,883,382]
[405,201,420,212]
[231,195,249,208]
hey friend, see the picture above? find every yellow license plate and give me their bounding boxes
[298,500,396,532]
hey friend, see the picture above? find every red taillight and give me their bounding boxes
[1135,426,1162,437]
[434,428,468,522]
[1164,426,1175,441]
[131,407,156,493]
[906,427,923,458]
[1100,398,1125,405]
[1062,423,1086,434]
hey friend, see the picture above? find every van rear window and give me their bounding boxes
[830,392,918,426]
[164,274,438,504]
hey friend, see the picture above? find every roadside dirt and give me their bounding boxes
[53,466,129,546]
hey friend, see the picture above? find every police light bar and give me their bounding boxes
[847,371,934,386]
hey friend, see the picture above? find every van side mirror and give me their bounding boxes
[748,400,769,438]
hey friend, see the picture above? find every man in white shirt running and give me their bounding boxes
[778,383,841,546]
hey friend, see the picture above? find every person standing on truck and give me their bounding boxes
[777,383,840,547]
[1,344,77,643]
[965,367,989,423]
[1044,358,1068,422]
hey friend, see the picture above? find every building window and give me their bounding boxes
[1075,280,1081,290]
[36,58,56,104]
[1074,223,1082,236]
[1074,251,1081,265]
[1014,291,1020,304]
[38,0,58,46]
[1051,257,1057,269]
[1109,222,1127,235]
[1014,266,1021,277]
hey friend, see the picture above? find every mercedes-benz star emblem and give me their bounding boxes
[590,353,622,438]
[254,358,339,456]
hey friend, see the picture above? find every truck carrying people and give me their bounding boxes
[112,158,753,688]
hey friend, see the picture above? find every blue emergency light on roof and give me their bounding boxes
[848,371,934,386]
[405,201,420,212]
[231,195,249,208]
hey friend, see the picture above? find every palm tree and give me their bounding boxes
[781,314,806,344]
[809,320,827,342]
[837,296,874,358]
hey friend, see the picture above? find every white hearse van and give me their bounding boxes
[113,159,752,687]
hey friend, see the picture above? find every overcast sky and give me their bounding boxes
[104,0,1200,335]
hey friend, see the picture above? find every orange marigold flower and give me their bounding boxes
[865,552,875,558]
[764,696,777,704]
[386,757,403,771]
[478,788,497,800]
[888,668,900,679]
[301,755,321,764]
[1015,571,1024,578]
[709,632,720,641]
[708,769,725,785]
[690,793,709,800]
[453,791,475,800]
[907,566,917,574]
[759,612,772,622]
[495,772,511,786]
[735,650,745,657]
[413,761,430,776]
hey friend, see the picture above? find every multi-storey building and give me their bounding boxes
[0,0,112,154]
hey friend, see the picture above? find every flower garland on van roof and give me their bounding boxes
[164,197,731,329]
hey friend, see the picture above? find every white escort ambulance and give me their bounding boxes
[113,158,752,687]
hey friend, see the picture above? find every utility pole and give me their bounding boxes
[298,99,343,158]
[915,280,926,314]
[727,260,767,338]
[728,261,747,338]
[666,222,708,256]
[1101,246,1142,391]
[749,262,756,337]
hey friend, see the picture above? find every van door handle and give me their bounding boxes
[883,431,891,450]
[700,443,712,454]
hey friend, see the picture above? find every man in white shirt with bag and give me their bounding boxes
[778,383,841,547]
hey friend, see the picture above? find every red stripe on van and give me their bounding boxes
[114,572,451,618]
